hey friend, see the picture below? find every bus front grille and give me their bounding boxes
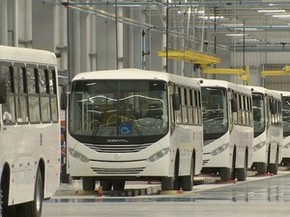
[91,167,145,175]
[85,143,151,153]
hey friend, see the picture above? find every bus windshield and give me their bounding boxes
[201,87,228,138]
[69,79,168,144]
[252,93,266,137]
[282,96,290,137]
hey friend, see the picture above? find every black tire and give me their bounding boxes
[82,177,96,191]
[236,168,247,181]
[256,162,267,174]
[100,180,113,191]
[268,147,279,175]
[19,168,44,217]
[161,177,174,191]
[220,168,231,181]
[268,163,278,175]
[236,153,247,181]
[179,157,195,191]
[112,181,126,191]
[231,147,237,180]
[2,168,44,217]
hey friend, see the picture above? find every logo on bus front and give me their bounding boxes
[107,139,129,143]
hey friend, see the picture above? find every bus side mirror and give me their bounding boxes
[0,77,7,104]
[231,98,237,113]
[172,93,180,111]
[60,92,67,110]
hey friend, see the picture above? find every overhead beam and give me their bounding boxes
[157,50,221,67]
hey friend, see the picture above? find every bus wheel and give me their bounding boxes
[236,154,247,181]
[268,163,278,175]
[161,177,174,191]
[268,148,279,175]
[179,157,195,191]
[100,180,113,191]
[220,168,231,181]
[112,181,125,191]
[236,167,247,181]
[22,168,43,217]
[256,162,266,174]
[82,177,96,191]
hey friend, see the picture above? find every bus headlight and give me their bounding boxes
[148,148,170,163]
[254,141,266,152]
[211,143,229,156]
[283,142,290,149]
[69,148,89,163]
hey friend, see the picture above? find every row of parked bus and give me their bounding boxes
[61,68,290,192]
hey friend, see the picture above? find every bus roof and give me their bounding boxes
[200,78,251,95]
[0,45,57,66]
[281,90,290,97]
[249,85,282,100]
[73,68,200,88]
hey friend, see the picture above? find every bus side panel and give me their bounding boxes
[43,123,61,199]
[268,124,283,164]
[172,125,203,176]
[3,125,38,205]
[252,134,268,163]
[231,125,253,169]
[2,123,60,205]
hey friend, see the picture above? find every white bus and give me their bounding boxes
[200,79,253,181]
[250,86,283,175]
[281,91,290,166]
[62,68,203,191]
[0,46,60,217]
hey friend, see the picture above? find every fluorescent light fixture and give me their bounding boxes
[258,9,285,13]
[200,16,224,20]
[235,27,259,31]
[226,33,245,37]
[194,9,205,14]
[273,14,290,18]
[178,9,205,15]
[240,38,260,42]
[224,23,244,27]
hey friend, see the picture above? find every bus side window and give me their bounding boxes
[49,68,59,123]
[0,77,6,104]
[15,64,29,123]
[27,65,41,123]
[0,63,15,124]
[39,67,51,123]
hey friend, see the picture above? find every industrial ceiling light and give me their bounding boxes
[258,9,285,13]
[273,14,290,18]
[226,33,246,37]
[240,38,260,42]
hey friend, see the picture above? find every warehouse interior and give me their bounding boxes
[2,1,290,217]
[1,0,290,90]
